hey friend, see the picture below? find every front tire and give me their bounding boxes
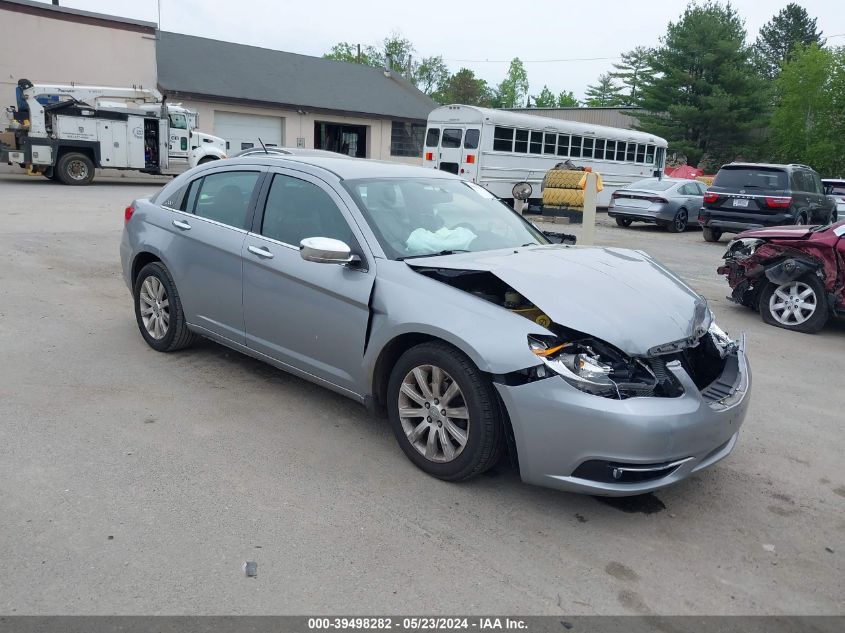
[703,226,722,242]
[133,262,198,351]
[56,152,95,185]
[759,274,828,333]
[387,342,504,481]
[615,217,633,227]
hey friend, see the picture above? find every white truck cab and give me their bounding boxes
[1,78,226,185]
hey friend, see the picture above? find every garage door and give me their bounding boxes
[214,111,284,153]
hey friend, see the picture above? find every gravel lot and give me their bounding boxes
[0,173,842,615]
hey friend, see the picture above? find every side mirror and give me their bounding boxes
[300,237,360,265]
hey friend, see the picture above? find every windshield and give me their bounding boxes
[343,178,548,259]
[629,178,676,191]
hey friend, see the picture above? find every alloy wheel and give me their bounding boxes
[138,275,170,340]
[674,209,688,231]
[769,281,817,326]
[397,364,469,463]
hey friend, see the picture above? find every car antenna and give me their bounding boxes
[258,137,268,154]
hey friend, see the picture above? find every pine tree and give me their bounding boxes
[635,1,768,166]
[755,3,824,79]
[532,85,557,107]
[584,73,624,107]
[609,46,652,106]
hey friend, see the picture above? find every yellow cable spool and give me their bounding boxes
[543,169,584,189]
[543,187,584,208]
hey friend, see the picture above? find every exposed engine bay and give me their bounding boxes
[414,267,735,400]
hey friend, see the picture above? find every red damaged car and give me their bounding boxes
[717,221,845,332]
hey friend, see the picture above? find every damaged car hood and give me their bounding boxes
[736,226,815,240]
[407,245,708,356]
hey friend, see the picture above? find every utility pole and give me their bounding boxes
[357,43,361,63]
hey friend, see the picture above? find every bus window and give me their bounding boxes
[515,129,529,153]
[605,140,616,161]
[442,129,462,148]
[493,127,514,151]
[425,128,440,147]
[626,143,637,162]
[645,144,655,164]
[529,131,543,154]
[582,137,594,159]
[636,144,646,163]
[544,132,556,155]
[594,139,605,160]
[557,135,570,156]
[616,142,626,161]
[464,129,480,149]
[570,136,582,158]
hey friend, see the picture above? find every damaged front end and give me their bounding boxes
[717,238,826,309]
[413,264,741,403]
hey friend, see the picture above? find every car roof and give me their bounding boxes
[222,155,458,181]
[720,162,812,171]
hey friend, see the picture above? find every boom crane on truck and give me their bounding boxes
[1,78,227,185]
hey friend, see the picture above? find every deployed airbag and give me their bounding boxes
[406,226,477,255]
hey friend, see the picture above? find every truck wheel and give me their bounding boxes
[702,227,722,242]
[56,152,95,185]
[759,274,828,333]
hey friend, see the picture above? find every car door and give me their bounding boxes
[242,169,375,395]
[166,167,264,345]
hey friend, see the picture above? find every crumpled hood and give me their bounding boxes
[408,245,708,356]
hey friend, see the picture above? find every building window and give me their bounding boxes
[391,121,426,157]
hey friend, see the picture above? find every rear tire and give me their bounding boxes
[759,274,828,333]
[56,152,95,185]
[133,262,198,352]
[794,212,808,225]
[702,226,722,242]
[667,208,688,233]
[615,217,632,227]
[387,342,504,482]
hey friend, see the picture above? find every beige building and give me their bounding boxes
[0,0,435,164]
[0,0,157,109]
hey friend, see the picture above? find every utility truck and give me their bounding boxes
[1,79,227,185]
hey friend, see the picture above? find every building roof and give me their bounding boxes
[0,0,156,33]
[156,31,437,121]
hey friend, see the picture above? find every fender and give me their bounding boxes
[763,257,820,285]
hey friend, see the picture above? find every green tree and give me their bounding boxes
[635,1,768,166]
[496,58,530,108]
[769,44,845,175]
[324,34,448,96]
[754,3,824,79]
[557,91,580,107]
[585,73,624,106]
[531,85,557,107]
[609,46,653,105]
[433,68,494,106]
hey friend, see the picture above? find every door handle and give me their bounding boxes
[172,219,191,230]
[248,245,274,259]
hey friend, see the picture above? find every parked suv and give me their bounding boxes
[698,163,837,242]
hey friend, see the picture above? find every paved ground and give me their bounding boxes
[0,174,842,615]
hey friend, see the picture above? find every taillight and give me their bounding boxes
[648,197,668,204]
[424,152,434,161]
[124,203,135,224]
[704,192,718,204]
[765,196,792,209]
[610,192,621,200]
[465,154,475,164]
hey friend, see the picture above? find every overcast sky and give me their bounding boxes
[37,0,845,100]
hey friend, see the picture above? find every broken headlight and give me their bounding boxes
[707,316,738,359]
[724,238,763,260]
[528,336,630,397]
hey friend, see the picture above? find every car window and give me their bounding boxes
[678,183,696,195]
[696,182,708,195]
[344,177,547,260]
[188,171,260,229]
[261,174,355,247]
[714,167,788,191]
[811,173,824,195]
[161,183,188,209]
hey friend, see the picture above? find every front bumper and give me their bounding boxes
[495,336,750,496]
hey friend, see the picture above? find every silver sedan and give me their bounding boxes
[120,156,750,496]
[608,177,707,233]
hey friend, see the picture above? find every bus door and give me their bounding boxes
[423,126,440,170]
[437,127,464,175]
[461,127,481,183]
